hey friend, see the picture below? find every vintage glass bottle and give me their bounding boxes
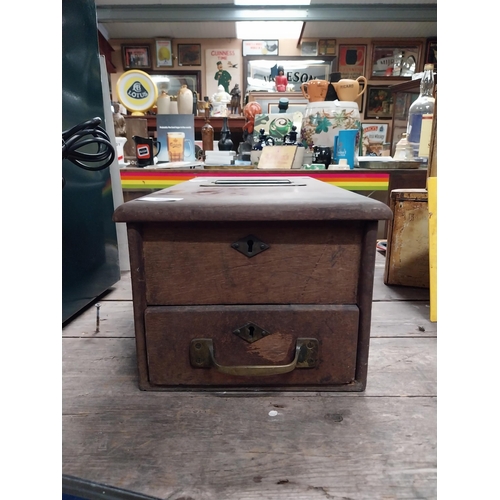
[406,64,435,163]
[201,105,214,152]
[218,116,233,151]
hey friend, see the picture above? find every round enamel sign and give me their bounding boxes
[116,70,158,115]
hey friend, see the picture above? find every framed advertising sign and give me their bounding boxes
[244,56,336,94]
[242,40,279,56]
[338,45,366,79]
[154,39,173,68]
[369,41,423,79]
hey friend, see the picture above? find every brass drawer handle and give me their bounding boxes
[190,338,318,376]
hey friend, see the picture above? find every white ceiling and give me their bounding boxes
[96,0,437,40]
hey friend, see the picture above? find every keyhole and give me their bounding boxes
[247,239,254,254]
[248,326,255,338]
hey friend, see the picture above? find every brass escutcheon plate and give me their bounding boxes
[233,322,271,343]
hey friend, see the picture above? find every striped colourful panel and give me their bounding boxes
[119,170,390,191]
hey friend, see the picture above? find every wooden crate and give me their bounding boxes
[384,188,429,288]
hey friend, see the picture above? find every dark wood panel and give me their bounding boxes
[142,221,363,305]
[144,305,359,388]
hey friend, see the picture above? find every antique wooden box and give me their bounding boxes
[384,188,429,288]
[113,176,392,391]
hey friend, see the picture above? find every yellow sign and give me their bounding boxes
[116,70,158,115]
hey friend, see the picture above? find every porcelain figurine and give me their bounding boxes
[275,66,287,92]
[211,84,231,117]
[229,84,241,115]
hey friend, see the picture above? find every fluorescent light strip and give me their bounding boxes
[235,0,310,5]
[236,21,304,40]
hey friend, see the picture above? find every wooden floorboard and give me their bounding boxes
[62,252,437,500]
[62,396,435,500]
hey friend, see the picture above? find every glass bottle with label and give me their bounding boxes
[406,63,435,163]
[201,103,214,153]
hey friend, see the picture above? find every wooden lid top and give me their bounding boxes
[113,176,393,222]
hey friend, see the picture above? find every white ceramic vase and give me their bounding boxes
[177,85,193,115]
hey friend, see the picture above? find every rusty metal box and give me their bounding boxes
[384,188,429,288]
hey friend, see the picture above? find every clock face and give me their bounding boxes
[116,70,157,113]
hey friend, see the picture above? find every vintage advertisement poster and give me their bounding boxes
[156,114,196,163]
[205,48,241,101]
[360,123,388,156]
[338,45,366,79]
[242,40,278,56]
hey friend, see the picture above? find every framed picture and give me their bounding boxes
[318,39,336,56]
[178,44,201,66]
[244,56,336,94]
[369,40,423,79]
[301,41,318,56]
[425,37,437,70]
[242,40,279,56]
[154,39,173,68]
[365,85,393,119]
[338,45,366,79]
[122,45,151,70]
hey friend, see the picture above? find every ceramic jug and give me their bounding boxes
[332,76,367,101]
[300,79,334,102]
[177,85,193,114]
[132,136,161,167]
[156,90,171,114]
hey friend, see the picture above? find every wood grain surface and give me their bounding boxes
[62,252,436,499]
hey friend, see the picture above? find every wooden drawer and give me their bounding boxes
[144,304,359,389]
[142,220,363,305]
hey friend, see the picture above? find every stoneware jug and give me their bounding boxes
[156,90,171,114]
[177,85,193,114]
[300,79,334,103]
[332,76,367,102]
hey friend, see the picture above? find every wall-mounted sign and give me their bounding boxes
[338,45,367,79]
[245,57,335,93]
[205,48,242,100]
[115,70,157,115]
[242,40,279,56]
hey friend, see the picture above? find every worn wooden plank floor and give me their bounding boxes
[62,252,436,500]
